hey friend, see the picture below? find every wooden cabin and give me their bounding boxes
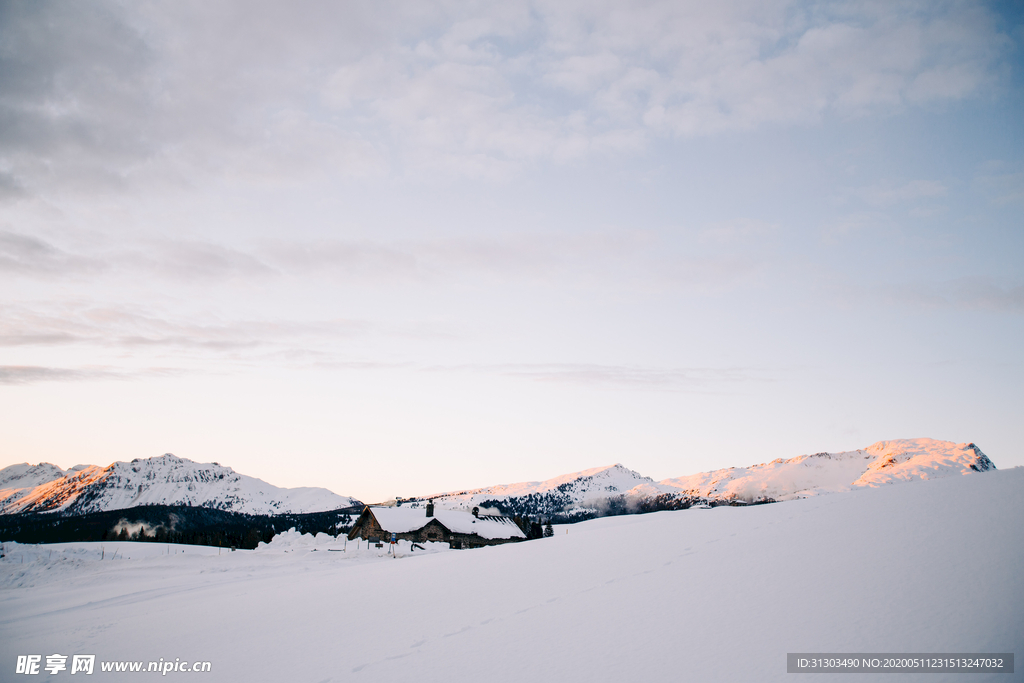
[347,502,525,549]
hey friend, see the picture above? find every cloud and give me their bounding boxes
[699,219,779,244]
[121,241,277,282]
[435,362,769,390]
[820,211,897,241]
[0,230,103,276]
[0,0,1011,195]
[850,179,947,207]
[260,232,759,293]
[973,163,1024,206]
[0,303,375,354]
[0,365,183,385]
[882,278,1024,314]
[263,233,636,283]
[0,225,759,297]
[0,233,273,282]
[0,1,157,195]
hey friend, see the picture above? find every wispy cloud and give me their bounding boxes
[0,303,375,353]
[262,232,654,284]
[1,228,736,290]
[850,179,947,207]
[0,232,275,282]
[0,229,753,293]
[973,162,1024,206]
[120,241,277,281]
[882,278,1024,314]
[431,362,770,391]
[0,365,184,385]
[0,231,103,276]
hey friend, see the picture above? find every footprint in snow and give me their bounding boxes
[410,640,425,648]
[443,626,471,637]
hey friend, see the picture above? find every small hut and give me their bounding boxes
[347,502,525,549]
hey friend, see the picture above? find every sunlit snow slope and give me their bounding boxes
[656,438,995,502]
[418,438,994,518]
[0,467,1018,682]
[0,454,357,515]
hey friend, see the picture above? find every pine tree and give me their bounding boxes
[543,521,554,537]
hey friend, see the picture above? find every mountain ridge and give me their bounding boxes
[0,438,996,521]
[0,454,359,516]
[395,438,996,521]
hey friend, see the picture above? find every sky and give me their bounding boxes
[1,0,1022,504]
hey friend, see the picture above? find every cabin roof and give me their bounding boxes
[366,506,526,540]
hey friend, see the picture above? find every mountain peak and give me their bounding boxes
[0,462,69,490]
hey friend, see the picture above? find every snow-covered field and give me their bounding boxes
[1,468,1021,681]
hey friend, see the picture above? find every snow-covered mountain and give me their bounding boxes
[406,463,658,520]
[1,438,994,521]
[0,462,81,491]
[0,454,359,516]
[655,438,995,502]
[411,438,996,520]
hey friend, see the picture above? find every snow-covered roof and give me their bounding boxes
[367,506,526,540]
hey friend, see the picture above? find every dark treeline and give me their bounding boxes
[0,504,363,550]
[481,493,777,524]
[510,515,549,539]
[1,495,778,550]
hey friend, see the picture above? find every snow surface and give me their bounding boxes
[1,467,1019,682]
[0,454,357,515]
[0,532,450,592]
[366,506,526,539]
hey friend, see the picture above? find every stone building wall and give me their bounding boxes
[348,509,523,549]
